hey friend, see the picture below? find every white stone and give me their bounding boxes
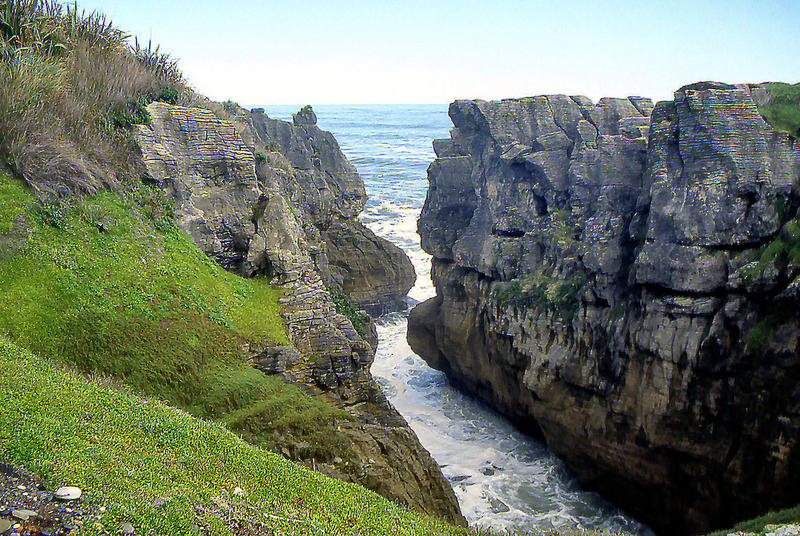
[54,486,82,501]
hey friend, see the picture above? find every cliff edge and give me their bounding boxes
[409,82,800,534]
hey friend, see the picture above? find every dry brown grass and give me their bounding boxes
[0,0,194,197]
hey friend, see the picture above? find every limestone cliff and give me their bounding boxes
[408,83,800,534]
[249,105,415,315]
[133,103,463,525]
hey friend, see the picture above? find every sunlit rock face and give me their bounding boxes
[409,83,800,535]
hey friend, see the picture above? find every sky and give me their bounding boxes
[77,0,800,105]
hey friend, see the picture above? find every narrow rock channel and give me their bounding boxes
[263,104,651,534]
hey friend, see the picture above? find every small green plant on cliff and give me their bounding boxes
[746,314,781,350]
[327,285,369,336]
[222,99,239,114]
[553,209,577,244]
[492,271,586,320]
[759,82,800,138]
[254,150,267,163]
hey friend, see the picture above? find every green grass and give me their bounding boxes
[0,336,465,536]
[760,82,800,138]
[0,172,354,464]
[0,170,29,232]
[707,504,800,536]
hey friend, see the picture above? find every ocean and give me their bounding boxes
[262,104,651,535]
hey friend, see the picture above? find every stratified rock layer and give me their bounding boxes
[249,106,415,314]
[134,103,463,525]
[408,83,800,534]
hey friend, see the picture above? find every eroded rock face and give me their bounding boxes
[249,107,415,314]
[408,83,800,534]
[134,103,463,525]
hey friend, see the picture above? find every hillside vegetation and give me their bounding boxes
[0,336,466,536]
[760,82,800,138]
[0,170,362,465]
[0,0,216,195]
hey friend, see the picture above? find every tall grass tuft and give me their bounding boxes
[0,0,193,196]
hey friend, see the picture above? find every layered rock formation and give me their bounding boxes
[249,105,415,314]
[408,83,800,534]
[134,103,463,525]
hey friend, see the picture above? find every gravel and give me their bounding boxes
[0,461,93,535]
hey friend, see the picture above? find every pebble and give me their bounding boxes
[233,487,246,497]
[54,486,82,501]
[120,521,135,535]
[150,497,170,508]
[12,509,37,520]
[0,519,10,534]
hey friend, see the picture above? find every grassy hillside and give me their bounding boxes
[0,336,465,536]
[0,171,357,465]
[760,82,800,138]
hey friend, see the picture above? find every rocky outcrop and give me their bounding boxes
[249,106,415,314]
[134,103,463,525]
[409,83,800,534]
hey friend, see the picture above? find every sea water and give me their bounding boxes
[263,104,650,534]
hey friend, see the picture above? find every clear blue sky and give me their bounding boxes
[77,0,800,105]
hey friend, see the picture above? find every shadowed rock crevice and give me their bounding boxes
[408,83,800,535]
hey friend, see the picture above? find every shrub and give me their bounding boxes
[31,198,70,229]
[746,314,780,350]
[130,36,183,88]
[222,99,239,114]
[110,95,151,127]
[255,151,266,163]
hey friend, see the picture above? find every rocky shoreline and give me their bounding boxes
[409,82,800,534]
